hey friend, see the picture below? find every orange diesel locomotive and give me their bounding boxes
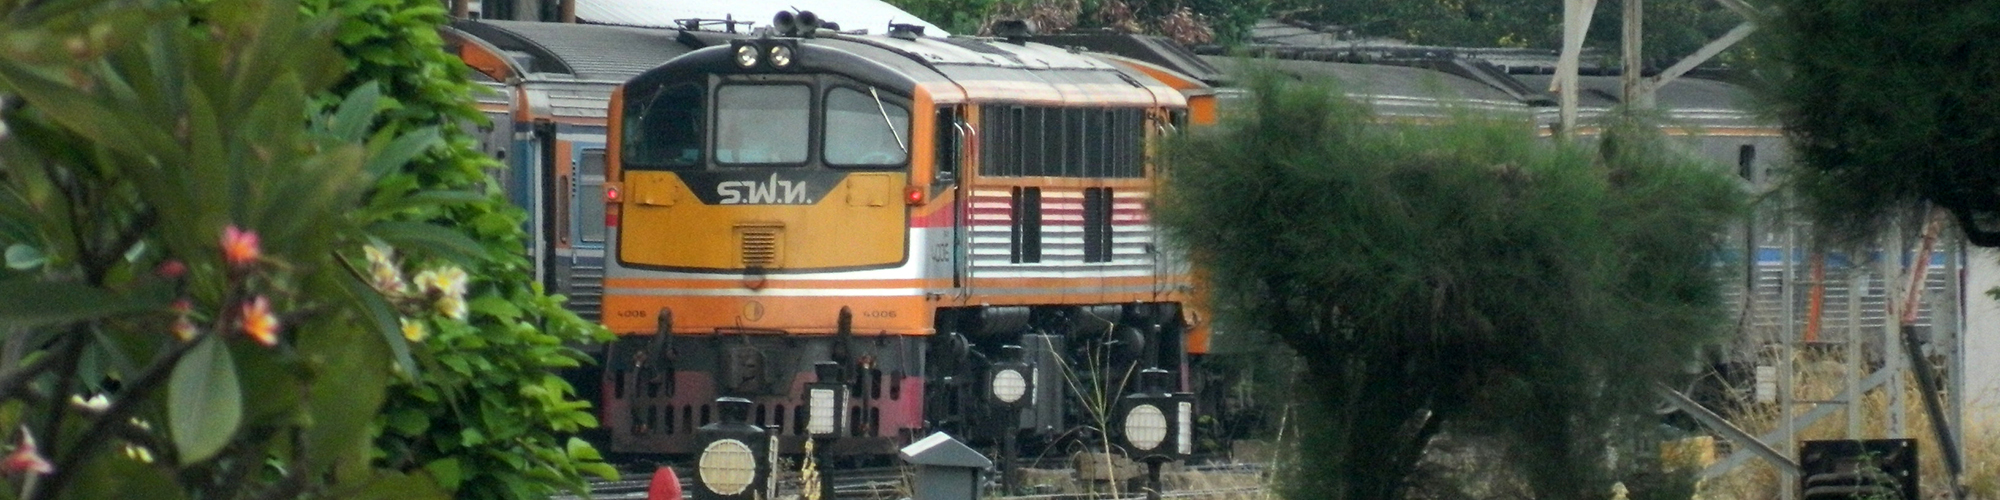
[598,18,1213,457]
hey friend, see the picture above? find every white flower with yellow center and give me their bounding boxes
[364,244,407,294]
[400,317,428,342]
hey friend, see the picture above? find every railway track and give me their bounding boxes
[549,461,1267,500]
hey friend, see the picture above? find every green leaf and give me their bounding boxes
[366,221,483,265]
[577,462,620,481]
[337,272,418,376]
[327,81,382,141]
[345,471,450,500]
[356,190,489,220]
[0,278,168,331]
[168,336,243,463]
[3,244,44,270]
[469,295,521,322]
[422,458,464,490]
[386,407,429,436]
[565,437,602,462]
[363,126,441,179]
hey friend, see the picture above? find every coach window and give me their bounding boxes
[824,87,910,167]
[623,83,704,169]
[716,84,810,165]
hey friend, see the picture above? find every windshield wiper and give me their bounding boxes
[869,87,907,154]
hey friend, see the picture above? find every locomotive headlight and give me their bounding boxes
[1122,404,1168,451]
[733,44,760,68]
[768,45,794,68]
[991,368,1027,404]
[698,438,758,495]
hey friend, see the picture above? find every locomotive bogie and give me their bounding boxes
[602,331,929,456]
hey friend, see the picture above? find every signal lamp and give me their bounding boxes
[768,45,794,68]
[1122,404,1167,451]
[606,186,620,202]
[806,361,847,437]
[733,44,759,68]
[1117,367,1192,461]
[697,438,757,495]
[992,369,1027,404]
[989,345,1032,406]
[693,397,771,500]
[1175,396,1194,456]
[904,185,925,205]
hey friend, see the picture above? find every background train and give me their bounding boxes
[439,14,1969,463]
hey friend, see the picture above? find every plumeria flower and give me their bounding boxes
[123,444,153,464]
[400,317,427,342]
[416,266,471,320]
[2,427,51,476]
[436,295,468,321]
[69,394,110,413]
[240,296,280,347]
[171,298,197,341]
[364,244,407,294]
[221,225,261,269]
[416,266,469,298]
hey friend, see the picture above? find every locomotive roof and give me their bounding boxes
[1512,74,1764,129]
[1200,55,1528,118]
[823,35,1187,106]
[623,33,1189,108]
[451,19,694,81]
[570,0,944,36]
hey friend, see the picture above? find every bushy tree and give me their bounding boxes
[288,0,621,497]
[1749,0,2000,246]
[1157,72,1741,500]
[0,0,458,496]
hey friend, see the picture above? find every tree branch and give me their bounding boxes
[32,333,207,500]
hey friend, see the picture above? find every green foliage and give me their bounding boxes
[1158,71,1741,500]
[1748,0,2000,247]
[0,0,460,496]
[285,0,620,497]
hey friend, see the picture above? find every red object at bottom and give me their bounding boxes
[647,466,682,500]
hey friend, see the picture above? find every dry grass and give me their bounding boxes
[1699,352,1999,500]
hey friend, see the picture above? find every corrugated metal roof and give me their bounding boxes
[455,20,692,81]
[573,0,943,36]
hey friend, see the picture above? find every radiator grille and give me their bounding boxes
[739,227,780,268]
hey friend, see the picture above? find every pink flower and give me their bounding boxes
[240,296,279,347]
[221,225,261,269]
[3,427,51,476]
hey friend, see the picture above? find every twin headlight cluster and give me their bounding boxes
[731,41,796,70]
[730,10,820,70]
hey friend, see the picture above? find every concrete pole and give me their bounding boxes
[1554,0,1599,140]
[1847,268,1864,439]
[1883,224,1907,438]
[1620,0,1648,108]
[1779,213,1797,500]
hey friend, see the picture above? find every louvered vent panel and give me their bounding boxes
[740,227,780,268]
